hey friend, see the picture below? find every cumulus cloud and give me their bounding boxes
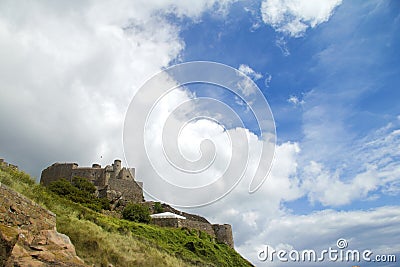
[190,141,303,245]
[260,0,343,37]
[240,206,400,265]
[1,2,398,266]
[299,100,400,206]
[188,119,400,264]
[184,103,400,263]
[0,1,232,177]
[120,60,276,207]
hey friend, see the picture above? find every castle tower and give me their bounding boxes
[113,159,121,175]
[212,224,234,248]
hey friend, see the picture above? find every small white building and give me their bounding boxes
[150,212,186,219]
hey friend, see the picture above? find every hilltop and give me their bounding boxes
[0,162,253,266]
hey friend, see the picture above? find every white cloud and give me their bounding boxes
[287,95,304,106]
[187,114,400,264]
[301,161,381,206]
[275,36,290,56]
[1,2,398,266]
[190,141,303,245]
[242,211,259,228]
[239,206,400,265]
[237,64,263,96]
[0,0,233,177]
[264,72,272,87]
[299,117,400,207]
[237,78,257,97]
[261,0,342,37]
[190,128,400,264]
[238,64,263,81]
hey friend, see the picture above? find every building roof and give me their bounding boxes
[150,212,186,219]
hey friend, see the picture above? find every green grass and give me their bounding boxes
[0,166,253,267]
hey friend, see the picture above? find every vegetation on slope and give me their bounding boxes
[0,166,253,267]
[122,203,151,223]
[48,177,110,212]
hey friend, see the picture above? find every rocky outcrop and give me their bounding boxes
[0,182,87,266]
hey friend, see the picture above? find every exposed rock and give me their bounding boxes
[0,182,88,266]
[0,224,18,266]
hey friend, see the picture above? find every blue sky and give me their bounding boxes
[0,1,399,266]
[176,0,400,209]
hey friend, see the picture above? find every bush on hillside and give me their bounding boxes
[72,176,96,194]
[154,202,164,213]
[48,177,110,212]
[122,203,151,223]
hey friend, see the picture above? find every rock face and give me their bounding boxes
[0,182,87,266]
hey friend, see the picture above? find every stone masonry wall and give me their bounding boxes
[40,163,77,186]
[180,220,215,237]
[151,218,216,237]
[150,217,234,248]
[108,177,144,203]
[151,218,180,228]
[40,161,144,204]
[71,168,105,186]
[213,224,234,248]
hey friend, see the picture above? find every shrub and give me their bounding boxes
[72,176,96,194]
[154,202,164,213]
[48,177,110,212]
[48,178,76,196]
[122,203,151,223]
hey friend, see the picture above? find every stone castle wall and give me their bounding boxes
[108,177,144,203]
[40,160,144,203]
[40,163,78,185]
[70,167,105,186]
[180,219,215,237]
[151,218,180,228]
[37,158,234,248]
[151,218,215,236]
[151,217,234,248]
[213,224,234,248]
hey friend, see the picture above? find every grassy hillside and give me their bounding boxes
[0,166,253,267]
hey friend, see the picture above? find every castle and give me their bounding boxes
[40,159,144,204]
[40,159,234,248]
